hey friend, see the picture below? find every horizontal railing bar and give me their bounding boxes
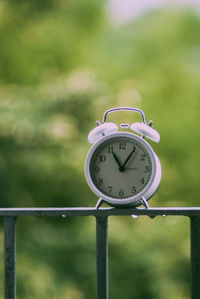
[0,207,200,217]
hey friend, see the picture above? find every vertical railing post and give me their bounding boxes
[4,216,17,299]
[190,216,200,299]
[96,216,108,299]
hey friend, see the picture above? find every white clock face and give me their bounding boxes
[89,135,153,200]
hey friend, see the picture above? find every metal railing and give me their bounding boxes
[2,207,200,299]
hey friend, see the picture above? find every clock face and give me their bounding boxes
[88,135,153,200]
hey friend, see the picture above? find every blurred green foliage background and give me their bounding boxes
[0,0,199,298]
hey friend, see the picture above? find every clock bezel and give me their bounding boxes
[85,131,161,207]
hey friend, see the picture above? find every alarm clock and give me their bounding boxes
[85,107,161,209]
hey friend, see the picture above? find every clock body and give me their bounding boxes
[85,132,161,207]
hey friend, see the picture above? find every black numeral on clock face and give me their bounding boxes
[140,177,145,184]
[108,186,112,193]
[119,190,124,197]
[98,178,103,185]
[108,146,113,153]
[119,142,126,150]
[94,166,100,173]
[99,156,106,162]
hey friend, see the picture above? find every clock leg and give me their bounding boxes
[140,197,149,209]
[95,198,104,209]
[132,197,149,218]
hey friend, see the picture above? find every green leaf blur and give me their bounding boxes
[0,0,199,298]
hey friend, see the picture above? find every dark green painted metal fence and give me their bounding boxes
[2,207,200,299]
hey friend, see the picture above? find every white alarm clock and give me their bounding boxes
[85,107,161,208]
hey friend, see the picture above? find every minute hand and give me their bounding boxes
[121,147,136,170]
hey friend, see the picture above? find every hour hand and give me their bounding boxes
[112,152,122,170]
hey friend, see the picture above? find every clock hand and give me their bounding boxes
[112,152,123,171]
[121,146,136,170]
